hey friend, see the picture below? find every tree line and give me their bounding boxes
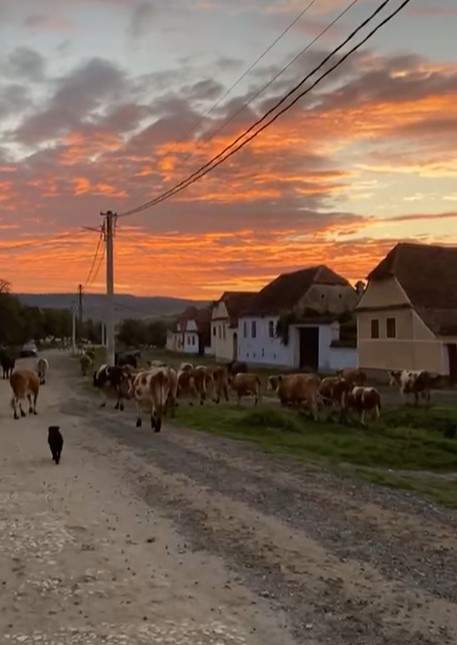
[0,281,73,347]
[117,318,169,349]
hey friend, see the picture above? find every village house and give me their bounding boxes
[166,306,212,356]
[210,292,256,361]
[237,265,359,371]
[357,242,457,379]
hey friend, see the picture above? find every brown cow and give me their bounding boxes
[318,376,351,420]
[177,368,199,404]
[347,386,381,425]
[10,370,40,419]
[272,373,321,420]
[165,366,178,416]
[229,373,262,406]
[129,367,172,432]
[212,366,229,404]
[193,366,214,405]
[336,368,367,387]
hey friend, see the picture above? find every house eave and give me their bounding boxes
[356,303,412,314]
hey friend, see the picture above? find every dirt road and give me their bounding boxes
[1,352,457,645]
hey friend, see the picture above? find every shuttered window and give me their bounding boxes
[371,319,379,339]
[386,317,396,338]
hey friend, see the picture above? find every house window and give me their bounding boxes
[218,325,221,340]
[223,325,226,341]
[386,317,396,338]
[213,326,216,337]
[371,319,379,339]
[261,348,265,358]
[251,321,257,339]
[268,321,275,338]
[243,322,247,338]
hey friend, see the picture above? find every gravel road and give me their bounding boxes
[1,351,456,645]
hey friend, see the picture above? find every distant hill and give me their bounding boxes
[17,293,210,323]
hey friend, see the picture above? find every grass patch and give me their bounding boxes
[174,402,457,508]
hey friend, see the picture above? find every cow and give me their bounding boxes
[212,366,229,404]
[271,373,321,420]
[229,373,262,406]
[80,352,93,376]
[0,350,15,379]
[10,370,40,419]
[227,360,248,376]
[388,370,440,406]
[37,358,49,385]
[336,368,367,387]
[192,365,214,405]
[128,367,172,432]
[318,376,351,420]
[147,360,167,368]
[93,364,132,411]
[347,386,381,425]
[177,368,199,404]
[165,366,178,417]
[115,352,138,369]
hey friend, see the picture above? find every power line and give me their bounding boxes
[83,230,103,288]
[120,0,408,218]
[199,0,360,146]
[193,0,319,130]
[89,242,105,290]
[156,0,412,208]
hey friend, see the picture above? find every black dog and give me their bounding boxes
[48,426,64,465]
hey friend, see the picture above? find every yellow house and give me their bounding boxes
[357,243,457,379]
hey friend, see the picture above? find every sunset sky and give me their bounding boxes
[0,0,456,298]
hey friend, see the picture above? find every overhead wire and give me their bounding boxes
[119,0,409,217]
[190,0,319,132]
[198,0,360,146]
[84,229,104,289]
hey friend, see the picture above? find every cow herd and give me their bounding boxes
[86,348,444,432]
[91,359,263,432]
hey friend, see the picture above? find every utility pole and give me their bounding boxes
[78,283,83,341]
[72,306,77,355]
[101,211,116,365]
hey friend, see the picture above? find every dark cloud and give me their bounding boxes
[0,84,31,119]
[3,47,46,82]
[14,58,130,145]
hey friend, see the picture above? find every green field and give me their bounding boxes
[173,402,457,508]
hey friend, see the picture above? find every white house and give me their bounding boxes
[237,265,359,372]
[357,242,457,379]
[210,292,256,361]
[166,306,212,356]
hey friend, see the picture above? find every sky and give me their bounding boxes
[0,0,456,298]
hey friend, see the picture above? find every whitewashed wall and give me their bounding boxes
[183,320,199,355]
[328,347,358,371]
[237,316,297,366]
[237,317,356,372]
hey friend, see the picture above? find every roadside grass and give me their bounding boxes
[174,402,457,507]
[78,346,457,507]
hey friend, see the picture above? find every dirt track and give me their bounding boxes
[1,351,457,644]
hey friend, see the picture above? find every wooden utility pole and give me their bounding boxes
[72,306,77,354]
[101,211,116,365]
[78,283,83,340]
